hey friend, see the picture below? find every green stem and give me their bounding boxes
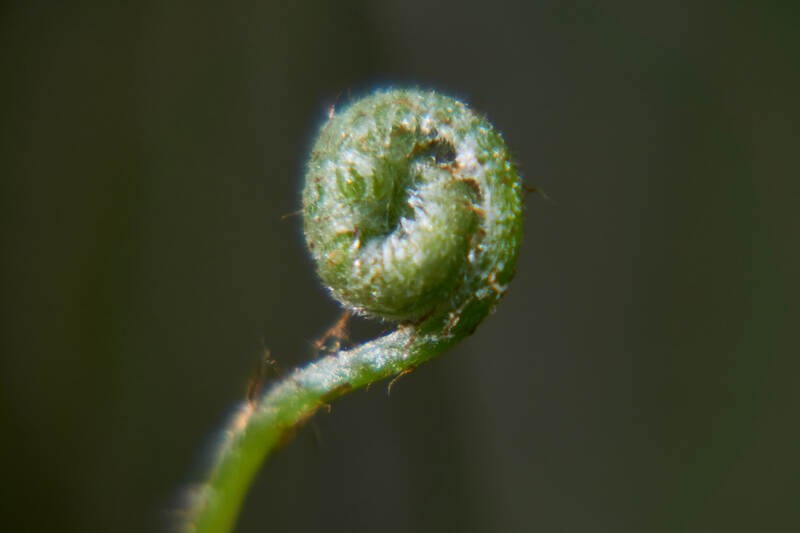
[185,324,454,533]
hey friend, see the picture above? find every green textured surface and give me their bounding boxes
[303,89,523,325]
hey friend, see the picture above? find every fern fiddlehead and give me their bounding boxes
[184,88,524,533]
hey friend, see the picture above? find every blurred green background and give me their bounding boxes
[1,1,798,532]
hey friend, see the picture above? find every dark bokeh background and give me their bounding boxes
[2,1,798,532]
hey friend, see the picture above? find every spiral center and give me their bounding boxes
[365,131,458,243]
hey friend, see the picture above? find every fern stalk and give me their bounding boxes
[183,88,524,532]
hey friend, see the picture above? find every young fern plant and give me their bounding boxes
[183,88,524,532]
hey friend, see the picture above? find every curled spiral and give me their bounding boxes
[185,89,525,533]
[303,89,523,333]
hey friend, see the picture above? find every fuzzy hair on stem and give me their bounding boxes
[182,88,524,533]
